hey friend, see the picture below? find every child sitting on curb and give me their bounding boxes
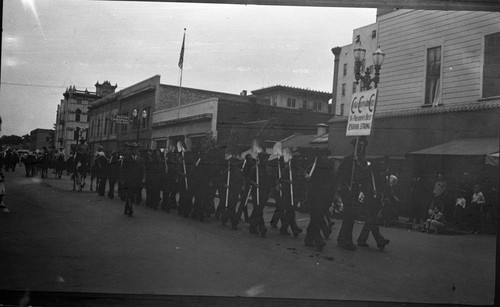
[425,206,445,234]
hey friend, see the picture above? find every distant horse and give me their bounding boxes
[71,153,90,192]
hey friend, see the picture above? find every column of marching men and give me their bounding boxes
[89,137,389,253]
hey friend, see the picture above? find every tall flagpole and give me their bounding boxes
[177,28,186,119]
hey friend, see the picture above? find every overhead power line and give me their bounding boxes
[1,82,123,90]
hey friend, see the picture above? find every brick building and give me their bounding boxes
[55,81,116,154]
[30,128,54,151]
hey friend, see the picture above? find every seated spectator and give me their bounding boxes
[453,191,466,228]
[467,184,485,234]
[425,206,446,234]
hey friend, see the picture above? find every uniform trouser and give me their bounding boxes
[221,190,239,227]
[124,186,140,214]
[161,179,177,210]
[320,212,333,238]
[249,188,267,234]
[280,206,300,234]
[305,210,325,245]
[270,191,285,227]
[249,206,266,233]
[215,184,226,217]
[107,175,118,198]
[337,204,355,245]
[178,188,193,217]
[191,193,204,218]
[357,214,385,245]
[236,187,250,221]
[146,185,161,208]
[136,187,143,205]
[97,174,107,196]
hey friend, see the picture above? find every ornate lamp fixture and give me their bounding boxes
[354,42,385,89]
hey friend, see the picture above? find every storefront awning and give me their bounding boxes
[409,138,499,156]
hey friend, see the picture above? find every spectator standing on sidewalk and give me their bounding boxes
[469,184,485,233]
[430,172,447,212]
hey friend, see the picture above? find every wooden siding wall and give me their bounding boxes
[377,10,500,112]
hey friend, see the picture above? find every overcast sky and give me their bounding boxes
[1,0,376,136]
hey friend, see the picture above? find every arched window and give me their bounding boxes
[75,109,82,122]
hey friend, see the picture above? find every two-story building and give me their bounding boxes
[87,74,333,154]
[152,83,332,151]
[328,9,500,212]
[55,81,116,154]
[250,85,332,114]
[30,128,54,151]
[87,76,157,153]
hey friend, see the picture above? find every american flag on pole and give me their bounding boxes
[178,29,186,69]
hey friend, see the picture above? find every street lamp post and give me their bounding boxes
[354,42,385,90]
[132,109,148,145]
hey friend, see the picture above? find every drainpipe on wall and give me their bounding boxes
[331,47,342,116]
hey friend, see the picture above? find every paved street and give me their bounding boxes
[0,167,496,305]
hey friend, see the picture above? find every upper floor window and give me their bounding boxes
[142,107,151,129]
[341,83,346,96]
[75,109,82,122]
[287,98,296,108]
[302,100,308,109]
[121,113,128,132]
[343,63,347,76]
[340,103,345,116]
[312,101,322,111]
[372,30,377,39]
[271,96,278,107]
[352,82,357,94]
[425,46,442,106]
[483,32,500,98]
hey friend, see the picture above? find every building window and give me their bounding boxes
[142,107,150,129]
[121,113,128,132]
[372,30,377,39]
[287,98,296,108]
[73,130,79,141]
[353,82,357,93]
[312,101,322,111]
[341,83,346,96]
[343,63,347,76]
[340,103,345,116]
[104,118,108,135]
[302,100,308,109]
[75,109,82,122]
[271,96,278,107]
[97,119,101,136]
[483,32,500,98]
[425,46,442,106]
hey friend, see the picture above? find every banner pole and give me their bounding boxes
[349,137,359,191]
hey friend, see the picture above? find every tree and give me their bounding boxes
[0,135,23,146]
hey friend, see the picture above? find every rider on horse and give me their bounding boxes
[75,139,90,164]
